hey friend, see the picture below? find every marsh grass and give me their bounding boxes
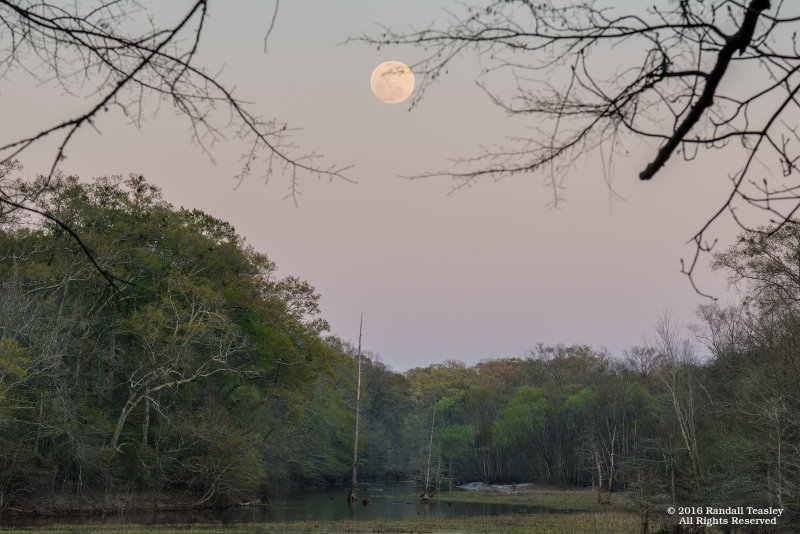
[434,486,630,512]
[0,512,641,533]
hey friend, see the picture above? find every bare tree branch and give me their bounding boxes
[0,1,351,285]
[357,0,800,296]
[641,0,772,180]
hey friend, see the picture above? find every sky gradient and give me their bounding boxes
[0,0,743,370]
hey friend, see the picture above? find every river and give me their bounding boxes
[0,481,555,527]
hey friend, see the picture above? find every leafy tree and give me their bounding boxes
[4,186,800,524]
[458,384,505,482]
[493,386,554,481]
[705,224,800,509]
[437,424,475,482]
[0,173,344,508]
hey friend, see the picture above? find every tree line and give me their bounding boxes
[0,172,798,524]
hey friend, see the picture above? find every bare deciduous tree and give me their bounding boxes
[358,0,800,295]
[649,314,705,498]
[110,274,245,449]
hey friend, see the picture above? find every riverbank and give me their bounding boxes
[0,492,263,518]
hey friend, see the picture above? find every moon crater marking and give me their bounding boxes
[370,61,415,104]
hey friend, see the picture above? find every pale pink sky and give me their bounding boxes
[1,1,747,370]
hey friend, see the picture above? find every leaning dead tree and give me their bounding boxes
[358,0,800,296]
[420,401,436,504]
[347,314,364,505]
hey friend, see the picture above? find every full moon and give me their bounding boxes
[370,61,415,104]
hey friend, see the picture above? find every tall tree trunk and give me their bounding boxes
[142,390,150,445]
[606,426,617,504]
[347,314,363,505]
[436,454,441,492]
[111,390,139,449]
[594,443,604,505]
[35,395,43,453]
[106,307,117,404]
[670,461,676,508]
[421,403,436,502]
[606,425,616,504]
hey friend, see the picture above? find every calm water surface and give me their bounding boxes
[1,481,553,527]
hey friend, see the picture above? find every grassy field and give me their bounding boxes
[0,512,640,533]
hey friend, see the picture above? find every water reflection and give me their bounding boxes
[0,481,552,527]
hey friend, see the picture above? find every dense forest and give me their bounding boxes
[0,174,798,523]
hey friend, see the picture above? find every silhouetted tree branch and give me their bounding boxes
[0,0,349,288]
[0,0,350,193]
[358,0,800,296]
